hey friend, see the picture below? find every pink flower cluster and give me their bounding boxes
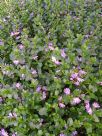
[31,69,37,75]
[71,131,78,136]
[85,100,100,115]
[8,112,17,118]
[85,100,92,115]
[51,56,61,65]
[0,129,8,136]
[97,82,102,86]
[70,69,86,86]
[59,133,66,136]
[58,96,65,108]
[15,82,21,89]
[71,97,81,105]
[64,88,70,95]
[48,42,54,51]
[13,60,19,65]
[61,49,66,58]
[92,102,100,108]
[36,86,47,100]
[10,31,20,37]
[18,44,24,50]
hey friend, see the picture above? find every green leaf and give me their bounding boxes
[39,107,47,116]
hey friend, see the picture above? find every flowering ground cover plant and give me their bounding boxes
[0,0,102,135]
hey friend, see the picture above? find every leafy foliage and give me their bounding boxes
[0,0,102,136]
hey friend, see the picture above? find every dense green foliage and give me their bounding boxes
[0,0,102,135]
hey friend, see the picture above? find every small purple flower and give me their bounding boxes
[92,102,100,108]
[31,69,37,75]
[59,102,65,108]
[77,77,84,82]
[13,60,19,65]
[74,81,80,86]
[0,40,4,46]
[71,97,81,105]
[15,83,21,89]
[64,88,70,95]
[51,56,61,65]
[42,91,46,100]
[78,70,86,76]
[87,107,93,115]
[59,133,66,136]
[10,31,20,37]
[97,82,102,86]
[36,86,41,92]
[48,42,53,46]
[12,132,17,136]
[70,73,78,79]
[18,44,24,50]
[54,60,61,65]
[0,129,8,136]
[0,97,3,103]
[61,49,66,58]
[48,45,54,51]
[85,100,93,115]
[71,131,78,136]
[77,56,82,62]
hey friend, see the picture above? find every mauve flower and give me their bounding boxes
[51,56,61,65]
[70,73,78,79]
[8,112,17,118]
[61,49,66,58]
[8,113,13,118]
[78,70,86,76]
[10,31,20,37]
[15,83,21,89]
[59,102,65,108]
[48,42,53,46]
[0,129,8,136]
[77,77,84,82]
[0,97,3,103]
[16,36,20,40]
[92,102,100,108]
[77,56,82,62]
[85,100,93,115]
[64,88,70,95]
[70,69,85,86]
[97,82,102,86]
[36,86,41,92]
[42,91,46,100]
[31,69,37,75]
[48,45,54,50]
[48,42,54,50]
[13,60,19,65]
[18,44,24,50]
[74,81,80,86]
[59,133,65,136]
[0,40,4,46]
[71,131,78,136]
[87,107,93,115]
[71,97,81,105]
[54,60,61,65]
